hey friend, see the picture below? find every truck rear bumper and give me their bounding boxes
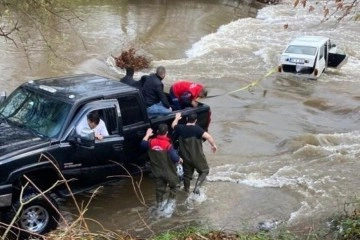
[0,184,12,207]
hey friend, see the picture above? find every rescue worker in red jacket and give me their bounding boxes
[141,123,183,209]
[169,80,208,110]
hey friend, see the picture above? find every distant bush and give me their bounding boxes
[329,199,360,240]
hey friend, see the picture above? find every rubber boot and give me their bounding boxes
[193,173,207,194]
[156,193,164,209]
[183,179,190,193]
[163,191,177,216]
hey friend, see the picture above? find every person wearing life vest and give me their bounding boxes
[140,124,183,209]
[169,80,208,110]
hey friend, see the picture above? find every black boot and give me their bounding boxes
[156,193,164,209]
[183,179,190,193]
[166,190,177,209]
[193,173,207,194]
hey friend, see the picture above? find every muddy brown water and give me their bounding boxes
[0,0,359,237]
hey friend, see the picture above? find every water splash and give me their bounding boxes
[148,199,177,219]
[185,188,208,209]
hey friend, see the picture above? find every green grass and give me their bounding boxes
[328,199,360,240]
[151,226,300,240]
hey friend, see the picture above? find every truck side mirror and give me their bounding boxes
[78,128,95,149]
[0,91,6,104]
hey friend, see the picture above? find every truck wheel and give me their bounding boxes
[1,192,60,237]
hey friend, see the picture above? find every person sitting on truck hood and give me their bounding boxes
[169,80,207,110]
[76,111,109,140]
[142,66,172,116]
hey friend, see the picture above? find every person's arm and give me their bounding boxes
[140,128,153,149]
[94,120,109,141]
[99,120,109,136]
[191,99,199,107]
[202,132,217,153]
[155,83,171,109]
[179,91,192,106]
[171,112,182,129]
[168,145,182,163]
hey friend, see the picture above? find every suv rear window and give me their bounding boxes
[285,45,317,56]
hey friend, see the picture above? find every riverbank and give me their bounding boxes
[36,197,359,240]
[40,205,360,240]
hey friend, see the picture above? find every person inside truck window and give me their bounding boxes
[169,80,208,110]
[76,110,109,140]
[141,66,172,116]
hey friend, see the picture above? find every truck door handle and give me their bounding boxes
[113,143,123,151]
[137,130,145,136]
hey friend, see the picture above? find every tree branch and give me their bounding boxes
[0,21,20,47]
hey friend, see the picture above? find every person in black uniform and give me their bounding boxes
[120,68,136,85]
[171,112,217,194]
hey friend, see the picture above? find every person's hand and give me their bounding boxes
[146,128,154,137]
[211,144,217,153]
[191,99,199,107]
[169,107,172,111]
[179,158,183,164]
[95,134,104,141]
[175,112,182,120]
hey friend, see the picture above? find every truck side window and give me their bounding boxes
[101,108,118,135]
[117,96,144,126]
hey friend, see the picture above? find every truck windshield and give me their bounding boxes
[0,87,71,138]
[285,45,317,56]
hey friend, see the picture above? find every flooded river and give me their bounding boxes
[1,0,359,237]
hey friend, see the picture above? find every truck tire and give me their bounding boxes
[1,192,60,237]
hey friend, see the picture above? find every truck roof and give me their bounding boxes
[22,73,137,103]
[288,36,329,48]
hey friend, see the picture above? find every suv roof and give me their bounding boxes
[22,74,137,103]
[288,36,329,48]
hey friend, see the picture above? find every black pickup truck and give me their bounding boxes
[0,74,211,235]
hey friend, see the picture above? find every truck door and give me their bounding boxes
[60,99,126,188]
[117,94,150,171]
[317,44,326,74]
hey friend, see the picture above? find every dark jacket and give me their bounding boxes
[120,75,145,90]
[120,75,137,86]
[142,73,170,108]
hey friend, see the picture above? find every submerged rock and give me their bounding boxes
[258,219,282,231]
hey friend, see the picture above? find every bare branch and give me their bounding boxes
[0,21,20,46]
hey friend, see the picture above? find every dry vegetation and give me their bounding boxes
[113,48,151,71]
